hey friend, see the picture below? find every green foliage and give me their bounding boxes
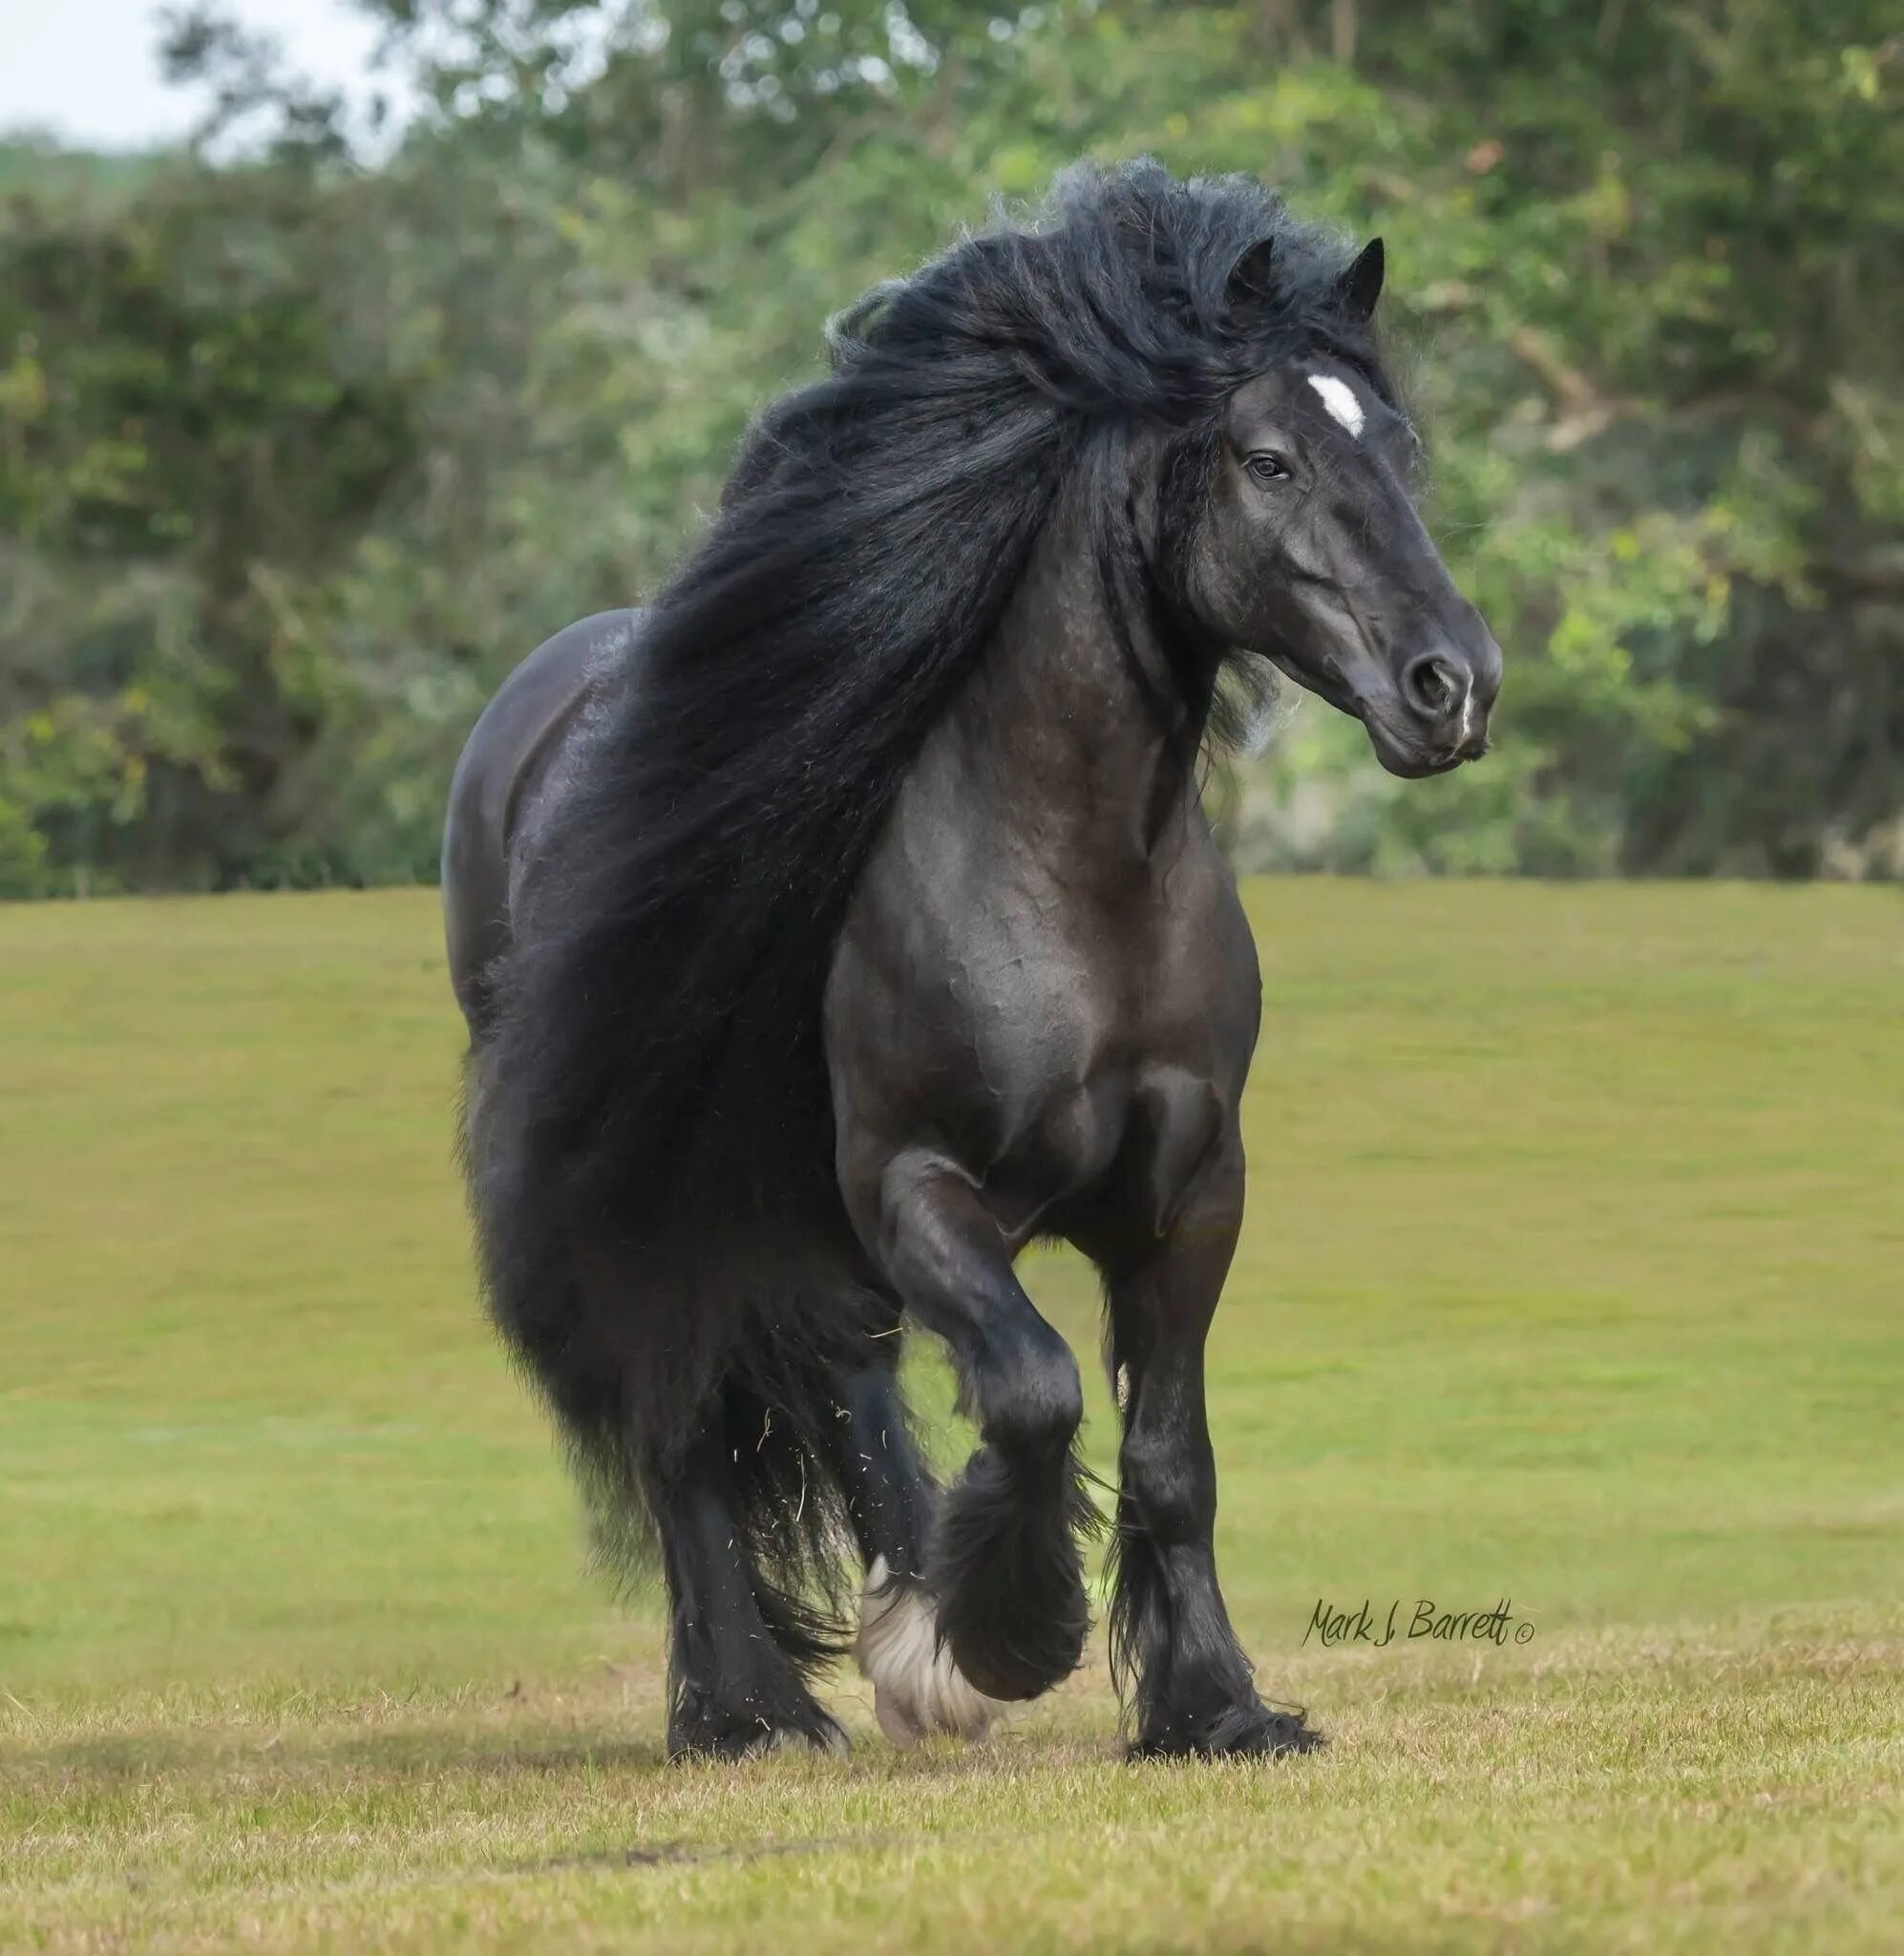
[0,158,419,890]
[2,0,1899,891]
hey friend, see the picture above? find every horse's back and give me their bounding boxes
[441,607,642,1037]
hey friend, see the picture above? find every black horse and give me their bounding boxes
[442,161,1499,1762]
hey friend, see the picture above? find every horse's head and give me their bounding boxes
[1183,241,1501,778]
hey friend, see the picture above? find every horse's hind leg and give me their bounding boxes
[652,1417,848,1761]
[1090,1139,1322,1759]
[843,1152,1092,1705]
[827,1351,1005,1745]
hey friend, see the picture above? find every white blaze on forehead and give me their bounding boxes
[1306,372,1365,438]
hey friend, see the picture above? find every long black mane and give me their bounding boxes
[468,159,1391,1588]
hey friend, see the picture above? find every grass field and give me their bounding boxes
[4,881,1901,1953]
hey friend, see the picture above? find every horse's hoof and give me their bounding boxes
[857,1557,1005,1747]
[746,1722,851,1761]
[1131,1705,1325,1760]
[927,1441,1095,1702]
[670,1712,850,1763]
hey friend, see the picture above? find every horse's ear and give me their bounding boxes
[1226,237,1278,317]
[1336,237,1385,323]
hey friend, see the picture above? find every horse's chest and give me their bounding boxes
[829,848,1251,1222]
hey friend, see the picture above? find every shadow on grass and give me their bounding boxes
[537,1830,919,1874]
[0,1720,670,1784]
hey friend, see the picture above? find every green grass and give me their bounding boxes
[3,881,1901,1952]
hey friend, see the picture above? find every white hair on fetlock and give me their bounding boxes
[1306,372,1365,437]
[856,1556,1005,1747]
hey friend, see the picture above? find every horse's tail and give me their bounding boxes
[458,1053,867,1667]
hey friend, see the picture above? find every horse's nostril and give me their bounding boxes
[1403,654,1464,722]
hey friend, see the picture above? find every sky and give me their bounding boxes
[0,0,388,150]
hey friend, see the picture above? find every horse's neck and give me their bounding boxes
[947,511,1204,874]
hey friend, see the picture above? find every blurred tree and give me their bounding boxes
[1,0,1897,891]
[0,157,421,889]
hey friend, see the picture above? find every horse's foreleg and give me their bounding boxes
[850,1153,1092,1705]
[1097,1139,1323,1758]
[826,1354,1005,1745]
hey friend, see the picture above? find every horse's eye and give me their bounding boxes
[1245,453,1292,486]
